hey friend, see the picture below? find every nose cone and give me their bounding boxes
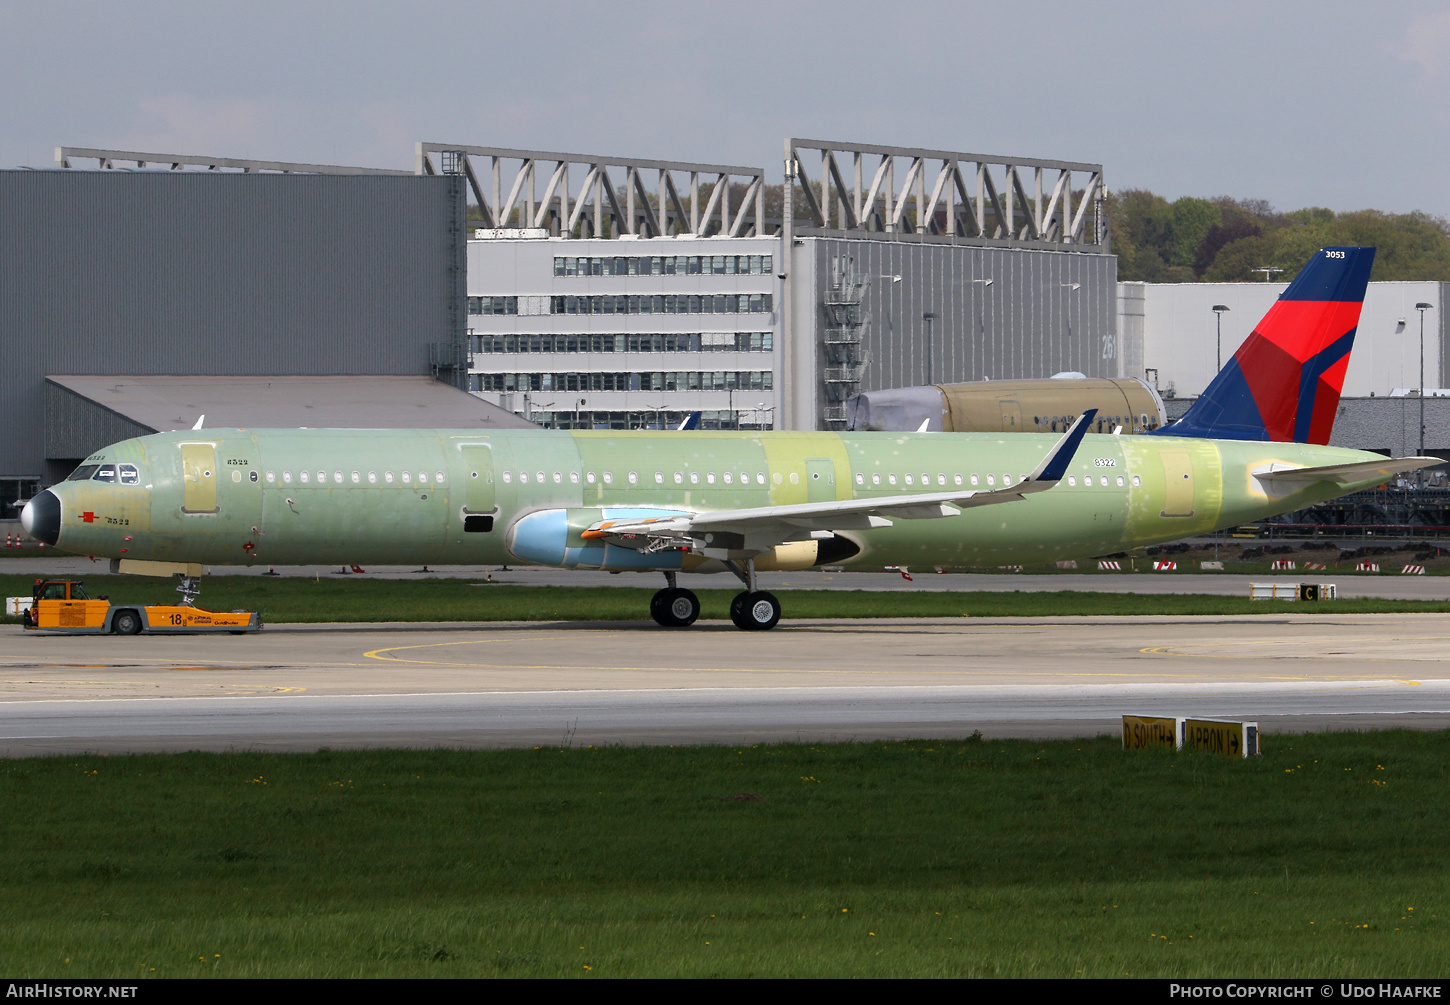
[21,490,60,546]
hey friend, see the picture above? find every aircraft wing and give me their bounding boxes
[583,410,1096,554]
[1254,456,1444,490]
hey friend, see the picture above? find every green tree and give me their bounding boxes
[1328,210,1450,281]
[1168,197,1221,268]
[1202,234,1278,282]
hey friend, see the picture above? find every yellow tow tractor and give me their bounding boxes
[22,579,261,635]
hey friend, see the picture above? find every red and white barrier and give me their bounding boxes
[1098,560,1121,570]
[1303,562,1326,571]
[1402,565,1425,575]
[1356,561,1380,572]
[1153,560,1177,571]
[1270,559,1296,571]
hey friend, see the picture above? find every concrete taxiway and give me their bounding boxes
[1,614,1448,755]
[5,556,1450,599]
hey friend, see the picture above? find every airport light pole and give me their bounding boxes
[1417,301,1434,460]
[1212,304,1230,373]
[972,278,993,349]
[922,312,937,385]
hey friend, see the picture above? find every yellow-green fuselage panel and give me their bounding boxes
[48,428,1384,571]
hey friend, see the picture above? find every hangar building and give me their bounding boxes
[434,139,1114,432]
[0,150,522,512]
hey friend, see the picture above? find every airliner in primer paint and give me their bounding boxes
[22,247,1439,630]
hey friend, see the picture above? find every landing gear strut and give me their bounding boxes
[724,558,782,631]
[650,571,700,628]
[175,575,201,607]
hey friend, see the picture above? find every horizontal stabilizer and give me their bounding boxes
[1254,456,1443,490]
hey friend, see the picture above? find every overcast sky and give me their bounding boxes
[5,1,1449,218]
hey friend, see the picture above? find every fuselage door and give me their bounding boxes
[179,442,220,514]
[1159,449,1196,518]
[999,399,1020,431]
[461,444,496,514]
[805,457,836,504]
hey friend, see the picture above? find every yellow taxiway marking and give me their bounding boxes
[1142,635,1450,661]
[364,639,1422,682]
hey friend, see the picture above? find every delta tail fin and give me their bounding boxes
[1154,247,1375,444]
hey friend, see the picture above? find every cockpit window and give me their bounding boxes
[118,464,139,485]
[67,465,100,481]
[92,465,118,483]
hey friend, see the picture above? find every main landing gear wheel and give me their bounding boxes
[650,588,700,628]
[730,591,781,631]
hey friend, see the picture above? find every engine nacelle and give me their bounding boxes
[505,507,691,570]
[506,507,864,573]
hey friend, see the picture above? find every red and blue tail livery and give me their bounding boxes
[1156,247,1375,444]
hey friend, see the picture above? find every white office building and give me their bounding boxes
[466,234,779,429]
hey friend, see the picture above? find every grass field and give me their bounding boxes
[3,574,1449,625]
[1,733,1446,978]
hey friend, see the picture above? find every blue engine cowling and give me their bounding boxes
[504,507,690,570]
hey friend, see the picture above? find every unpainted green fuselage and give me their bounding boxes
[47,428,1385,571]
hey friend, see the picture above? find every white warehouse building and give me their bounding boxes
[1121,280,1450,400]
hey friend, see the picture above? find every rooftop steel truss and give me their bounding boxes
[55,147,409,175]
[417,142,771,239]
[785,138,1106,250]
